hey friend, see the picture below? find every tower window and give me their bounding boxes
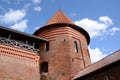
[40,62,48,73]
[74,41,78,53]
[46,42,49,51]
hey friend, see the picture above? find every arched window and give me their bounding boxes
[74,41,78,53]
[40,62,48,73]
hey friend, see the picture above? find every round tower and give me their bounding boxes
[34,10,91,79]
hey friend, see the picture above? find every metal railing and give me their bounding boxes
[0,37,39,53]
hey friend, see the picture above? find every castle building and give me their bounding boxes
[0,10,120,80]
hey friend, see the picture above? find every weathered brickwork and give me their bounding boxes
[0,44,39,63]
[36,25,91,79]
[0,44,40,80]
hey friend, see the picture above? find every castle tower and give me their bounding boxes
[34,10,91,79]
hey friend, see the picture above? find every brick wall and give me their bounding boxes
[36,25,91,79]
[0,44,40,80]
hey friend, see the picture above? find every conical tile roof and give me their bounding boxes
[45,10,74,25]
[34,10,90,44]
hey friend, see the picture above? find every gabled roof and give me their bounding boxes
[45,10,74,25]
[73,50,120,80]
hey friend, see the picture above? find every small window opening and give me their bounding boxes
[74,41,78,53]
[46,42,49,51]
[64,39,66,42]
[40,62,48,73]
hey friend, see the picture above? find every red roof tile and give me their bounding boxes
[45,10,74,25]
[73,50,120,79]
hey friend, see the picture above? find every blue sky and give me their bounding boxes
[0,0,120,63]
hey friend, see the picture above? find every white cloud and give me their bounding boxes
[10,19,28,32]
[32,0,42,12]
[109,27,120,36]
[99,16,113,25]
[32,0,41,4]
[34,26,40,30]
[75,18,108,38]
[24,3,31,11]
[34,6,42,12]
[74,16,120,38]
[0,9,26,24]
[89,47,107,63]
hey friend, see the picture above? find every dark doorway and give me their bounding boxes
[40,62,48,73]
